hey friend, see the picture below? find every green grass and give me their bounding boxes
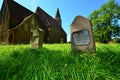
[0,43,120,80]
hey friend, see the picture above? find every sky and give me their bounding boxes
[0,0,120,41]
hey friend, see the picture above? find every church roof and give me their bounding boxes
[35,7,65,33]
[7,0,33,21]
[0,10,1,21]
[0,0,66,34]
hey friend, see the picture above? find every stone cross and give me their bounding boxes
[70,15,95,52]
[31,28,43,49]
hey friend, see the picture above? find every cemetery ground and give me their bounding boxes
[0,43,120,80]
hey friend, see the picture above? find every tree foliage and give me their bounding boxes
[89,0,120,43]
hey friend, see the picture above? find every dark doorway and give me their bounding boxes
[9,34,14,44]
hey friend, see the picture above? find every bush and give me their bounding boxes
[112,38,120,43]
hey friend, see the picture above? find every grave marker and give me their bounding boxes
[70,15,95,52]
[31,28,43,49]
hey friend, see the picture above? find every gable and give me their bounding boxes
[4,0,34,29]
[35,7,66,33]
[7,0,33,21]
[36,7,59,27]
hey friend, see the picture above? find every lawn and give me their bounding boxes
[0,43,120,80]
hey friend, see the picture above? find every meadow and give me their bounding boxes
[0,43,120,80]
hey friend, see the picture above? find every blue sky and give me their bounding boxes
[0,0,120,41]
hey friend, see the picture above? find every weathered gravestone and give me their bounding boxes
[70,15,95,52]
[31,28,43,49]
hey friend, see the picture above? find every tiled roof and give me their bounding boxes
[7,0,33,21]
[35,7,65,33]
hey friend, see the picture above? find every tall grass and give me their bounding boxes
[0,44,120,80]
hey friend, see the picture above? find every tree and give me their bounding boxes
[89,0,120,43]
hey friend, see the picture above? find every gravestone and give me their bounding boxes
[31,28,43,49]
[70,15,95,52]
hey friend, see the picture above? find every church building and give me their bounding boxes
[0,0,67,44]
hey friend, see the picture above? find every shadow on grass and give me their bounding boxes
[97,46,120,65]
[0,47,79,80]
[96,46,120,78]
[0,45,120,80]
